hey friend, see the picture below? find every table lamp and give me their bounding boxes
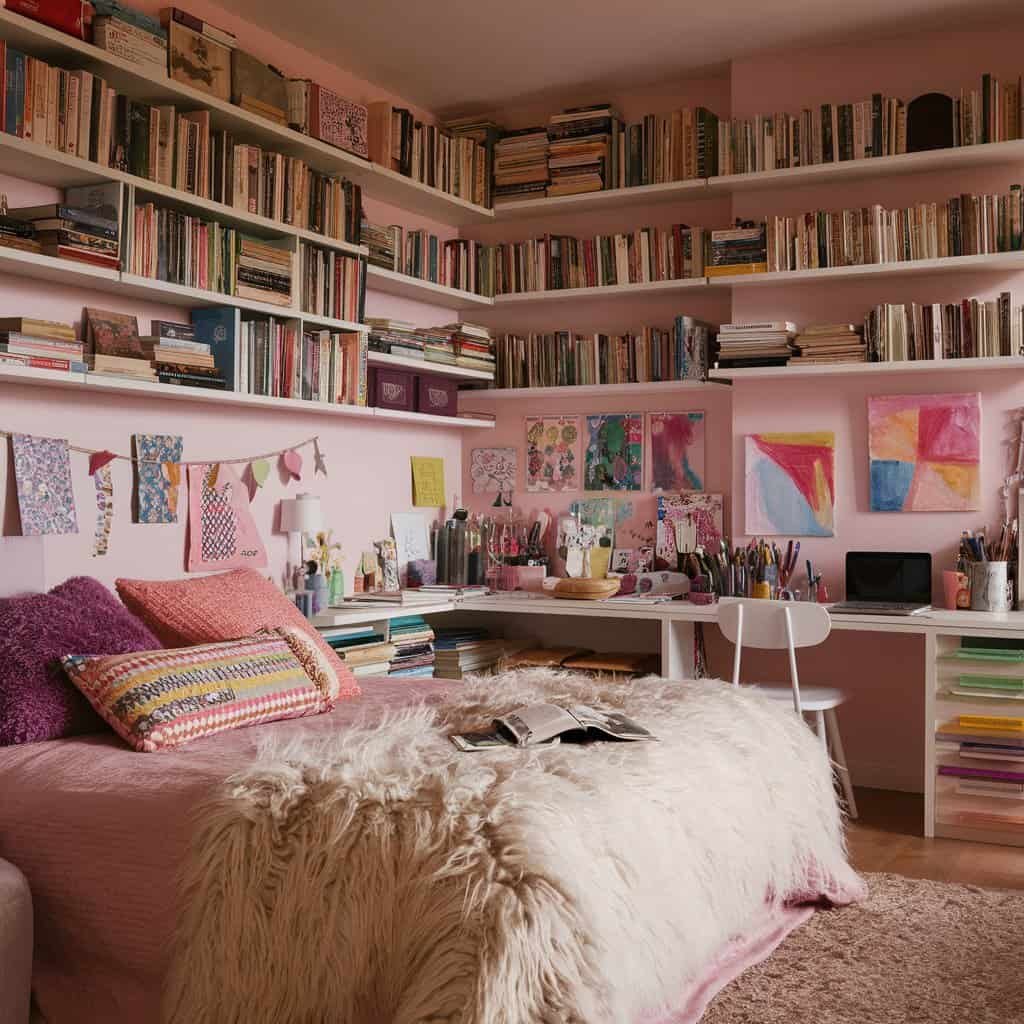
[279,493,323,591]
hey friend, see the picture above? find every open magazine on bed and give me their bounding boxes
[451,703,656,751]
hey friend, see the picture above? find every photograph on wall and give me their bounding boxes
[10,433,78,536]
[868,393,981,512]
[526,416,579,492]
[649,411,705,492]
[745,431,836,536]
[584,413,643,491]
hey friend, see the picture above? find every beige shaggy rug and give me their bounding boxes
[703,872,1024,1024]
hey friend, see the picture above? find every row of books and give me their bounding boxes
[864,294,1024,363]
[366,319,494,374]
[0,41,364,245]
[387,616,436,678]
[0,316,86,375]
[489,225,707,295]
[367,102,491,208]
[433,627,505,679]
[491,315,712,388]
[764,187,1024,273]
[234,317,366,404]
[297,244,366,324]
[361,220,494,296]
[320,626,396,678]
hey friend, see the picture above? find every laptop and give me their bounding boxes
[830,552,932,616]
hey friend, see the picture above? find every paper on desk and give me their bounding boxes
[391,511,431,568]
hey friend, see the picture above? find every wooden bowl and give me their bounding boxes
[551,577,621,601]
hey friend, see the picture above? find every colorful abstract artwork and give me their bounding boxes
[745,431,836,536]
[470,447,516,505]
[132,434,182,524]
[584,413,643,491]
[526,416,579,492]
[868,393,981,512]
[649,412,705,492]
[656,493,724,568]
[187,463,267,572]
[11,433,78,536]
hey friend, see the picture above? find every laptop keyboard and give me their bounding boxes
[831,601,929,615]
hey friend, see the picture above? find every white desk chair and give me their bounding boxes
[718,598,858,819]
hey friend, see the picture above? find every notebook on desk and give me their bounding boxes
[830,551,932,616]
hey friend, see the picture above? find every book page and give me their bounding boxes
[493,704,582,746]
[569,705,655,741]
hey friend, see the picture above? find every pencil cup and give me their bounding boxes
[969,561,1011,613]
[751,581,772,600]
[942,570,970,611]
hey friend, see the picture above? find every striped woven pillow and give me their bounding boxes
[61,627,338,752]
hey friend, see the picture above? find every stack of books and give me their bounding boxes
[492,224,705,294]
[388,616,436,679]
[297,244,365,323]
[443,116,501,208]
[144,319,227,389]
[790,323,867,365]
[361,220,401,271]
[433,628,506,680]
[84,308,156,381]
[494,315,711,388]
[0,212,41,254]
[546,104,618,197]
[716,321,797,368]
[0,318,85,376]
[92,7,168,76]
[320,626,397,678]
[493,127,549,205]
[236,237,293,307]
[442,323,494,373]
[11,196,121,271]
[864,294,1023,362]
[707,223,767,277]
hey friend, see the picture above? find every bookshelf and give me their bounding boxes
[0,363,493,429]
[710,355,1024,382]
[489,278,709,306]
[458,379,729,401]
[367,351,494,381]
[365,265,494,307]
[0,8,494,227]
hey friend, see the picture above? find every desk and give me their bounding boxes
[317,595,1024,846]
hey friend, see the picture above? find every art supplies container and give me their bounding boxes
[970,561,1011,613]
[942,570,970,610]
[515,565,546,592]
[752,581,771,600]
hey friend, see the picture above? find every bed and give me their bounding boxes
[0,669,865,1024]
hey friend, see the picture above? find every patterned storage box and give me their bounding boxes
[415,374,457,417]
[369,368,415,411]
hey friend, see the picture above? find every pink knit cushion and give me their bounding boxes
[115,570,359,701]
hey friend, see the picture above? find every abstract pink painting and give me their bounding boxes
[868,393,981,512]
[649,412,705,492]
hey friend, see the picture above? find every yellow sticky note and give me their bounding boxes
[411,456,445,507]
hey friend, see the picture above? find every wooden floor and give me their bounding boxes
[848,788,1024,889]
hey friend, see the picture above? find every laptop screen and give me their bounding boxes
[845,552,932,604]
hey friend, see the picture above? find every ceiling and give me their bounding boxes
[228,0,1021,116]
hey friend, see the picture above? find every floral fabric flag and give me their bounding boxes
[132,434,183,523]
[11,433,78,536]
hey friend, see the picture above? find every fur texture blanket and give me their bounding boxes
[164,670,865,1023]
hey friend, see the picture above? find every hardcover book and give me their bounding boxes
[5,0,92,40]
[309,84,368,158]
[84,308,151,360]
[166,20,231,102]
[231,50,287,125]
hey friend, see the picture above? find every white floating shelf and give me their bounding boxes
[492,178,709,219]
[458,379,729,401]
[711,355,1024,381]
[367,351,494,381]
[0,243,120,289]
[365,265,494,306]
[491,278,710,305]
[0,8,493,227]
[0,364,493,428]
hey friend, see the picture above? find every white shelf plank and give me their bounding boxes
[365,265,494,307]
[706,139,1024,195]
[492,178,709,220]
[710,252,1024,288]
[313,602,456,627]
[458,379,728,401]
[367,351,494,381]
[0,363,492,428]
[298,311,367,333]
[0,8,493,227]
[0,243,120,288]
[116,273,301,318]
[711,355,1024,381]
[491,278,709,305]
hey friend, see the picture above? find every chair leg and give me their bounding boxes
[825,708,858,820]
[813,710,828,755]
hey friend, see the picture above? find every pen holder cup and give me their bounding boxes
[942,570,970,611]
[751,581,772,600]
[515,565,547,592]
[969,561,1011,613]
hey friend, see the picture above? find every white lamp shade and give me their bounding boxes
[279,493,323,534]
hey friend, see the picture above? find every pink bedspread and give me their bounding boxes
[0,678,846,1023]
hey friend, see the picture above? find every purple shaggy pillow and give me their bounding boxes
[0,576,162,746]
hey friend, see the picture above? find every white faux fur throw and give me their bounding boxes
[164,670,865,1023]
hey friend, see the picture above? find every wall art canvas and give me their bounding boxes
[187,464,268,572]
[649,412,705,492]
[132,434,183,523]
[584,413,643,491]
[745,431,836,536]
[656,493,724,569]
[868,393,981,512]
[11,433,78,536]
[526,416,579,492]
[613,496,657,550]
[470,447,516,506]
